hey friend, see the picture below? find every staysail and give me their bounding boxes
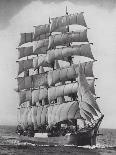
[77,63,101,121]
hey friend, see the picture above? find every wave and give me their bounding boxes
[4,138,116,150]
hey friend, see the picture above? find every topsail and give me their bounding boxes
[48,30,88,49]
[19,32,33,46]
[50,12,87,33]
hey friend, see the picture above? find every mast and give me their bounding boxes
[65,7,76,101]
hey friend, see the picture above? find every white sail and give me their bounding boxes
[79,101,98,117]
[34,24,50,41]
[32,88,48,104]
[20,106,30,129]
[33,55,49,69]
[47,44,94,63]
[17,73,47,91]
[36,105,48,127]
[18,106,26,129]
[19,90,32,105]
[48,61,94,86]
[32,73,48,89]
[31,106,38,130]
[19,32,33,46]
[80,109,92,122]
[77,63,101,119]
[50,12,87,32]
[17,76,32,91]
[54,60,60,70]
[87,78,95,95]
[48,101,80,127]
[18,59,33,75]
[39,66,45,74]
[48,79,95,102]
[34,24,69,41]
[18,46,34,59]
[27,107,33,126]
[33,39,49,54]
[48,30,88,49]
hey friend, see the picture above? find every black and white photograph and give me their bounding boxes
[0,0,116,154]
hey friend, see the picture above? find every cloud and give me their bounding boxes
[0,0,36,30]
[0,0,116,30]
[38,0,116,10]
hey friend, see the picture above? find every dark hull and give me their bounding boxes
[18,125,98,146]
[18,127,96,146]
[18,115,104,146]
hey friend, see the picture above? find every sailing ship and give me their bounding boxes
[16,8,104,146]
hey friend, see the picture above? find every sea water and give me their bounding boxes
[0,125,116,155]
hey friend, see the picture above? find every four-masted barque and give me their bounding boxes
[16,8,104,146]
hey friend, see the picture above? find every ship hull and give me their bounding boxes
[19,115,104,146]
[18,126,97,146]
[18,115,104,146]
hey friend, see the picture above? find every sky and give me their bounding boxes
[0,0,116,128]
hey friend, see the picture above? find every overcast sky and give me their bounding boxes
[0,0,116,128]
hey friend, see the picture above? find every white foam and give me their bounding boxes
[34,133,48,138]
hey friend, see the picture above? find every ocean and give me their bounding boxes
[0,126,116,155]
